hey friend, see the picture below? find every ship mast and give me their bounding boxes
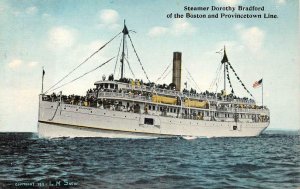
[120,20,129,79]
[218,47,255,99]
[221,46,229,95]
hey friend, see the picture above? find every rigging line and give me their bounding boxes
[209,63,222,90]
[215,65,223,94]
[114,37,123,76]
[185,73,195,91]
[117,64,121,79]
[209,63,221,90]
[127,34,151,83]
[210,49,226,90]
[156,62,172,83]
[185,75,193,89]
[162,69,172,80]
[45,32,122,94]
[124,56,136,78]
[125,36,129,60]
[124,37,129,76]
[185,67,201,92]
[211,50,227,92]
[185,67,200,90]
[215,65,223,91]
[50,57,115,92]
[228,62,254,97]
[228,62,252,97]
[226,64,234,94]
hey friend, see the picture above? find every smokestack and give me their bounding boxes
[172,52,182,91]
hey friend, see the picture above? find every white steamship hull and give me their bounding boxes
[38,99,269,139]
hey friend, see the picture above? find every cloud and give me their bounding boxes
[171,19,196,36]
[0,2,8,14]
[48,27,77,51]
[276,0,286,4]
[0,4,39,17]
[216,0,241,6]
[42,13,51,18]
[28,61,39,68]
[100,9,119,24]
[25,6,38,15]
[8,59,22,69]
[235,25,265,54]
[7,59,40,70]
[98,9,120,29]
[148,26,168,37]
[148,19,196,37]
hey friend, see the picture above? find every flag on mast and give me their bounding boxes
[253,78,263,88]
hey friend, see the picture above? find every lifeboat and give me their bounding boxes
[152,95,177,105]
[184,99,208,108]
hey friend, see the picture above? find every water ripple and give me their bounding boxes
[0,132,299,188]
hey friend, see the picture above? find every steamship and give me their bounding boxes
[38,22,270,138]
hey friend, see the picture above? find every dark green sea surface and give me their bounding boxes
[0,132,299,189]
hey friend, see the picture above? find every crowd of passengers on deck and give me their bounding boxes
[93,75,256,104]
[42,74,264,113]
[43,88,266,111]
[42,92,268,122]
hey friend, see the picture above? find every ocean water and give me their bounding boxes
[0,132,299,189]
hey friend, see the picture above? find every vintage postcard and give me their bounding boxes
[0,0,299,188]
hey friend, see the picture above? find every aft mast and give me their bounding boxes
[120,20,129,79]
[221,46,229,95]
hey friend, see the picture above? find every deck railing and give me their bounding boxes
[98,92,152,102]
[122,84,255,105]
[96,92,268,115]
[41,93,269,122]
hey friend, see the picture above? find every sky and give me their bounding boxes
[0,0,299,132]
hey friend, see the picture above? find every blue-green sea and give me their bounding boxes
[0,131,299,188]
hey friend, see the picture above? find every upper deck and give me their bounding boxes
[93,80,256,106]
